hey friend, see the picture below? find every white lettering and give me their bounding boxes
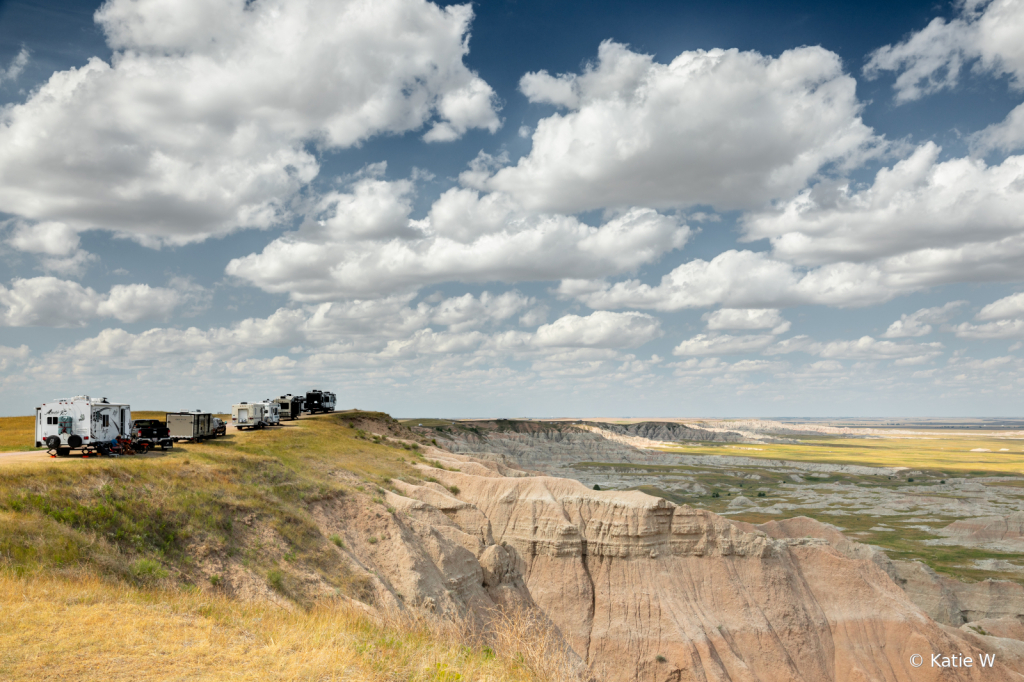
[932,653,941,667]
[979,653,995,668]
[964,657,972,667]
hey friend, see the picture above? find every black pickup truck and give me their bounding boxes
[132,419,173,452]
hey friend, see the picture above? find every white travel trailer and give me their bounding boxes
[232,402,269,429]
[35,396,131,456]
[259,400,280,426]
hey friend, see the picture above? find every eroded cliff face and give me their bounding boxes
[339,445,1023,681]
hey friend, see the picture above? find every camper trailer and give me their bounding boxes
[35,396,131,456]
[274,394,303,420]
[303,390,335,414]
[167,411,212,441]
[259,401,281,426]
[232,402,267,429]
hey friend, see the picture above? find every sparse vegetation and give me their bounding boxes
[331,534,345,549]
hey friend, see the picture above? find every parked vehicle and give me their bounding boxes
[232,402,267,429]
[167,411,212,441]
[211,417,227,436]
[35,396,132,457]
[274,394,303,420]
[132,418,173,452]
[259,401,281,426]
[303,390,336,414]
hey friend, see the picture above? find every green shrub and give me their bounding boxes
[330,535,345,549]
[267,568,285,592]
[130,558,168,580]
[209,574,222,586]
[367,536,378,545]
[447,485,460,496]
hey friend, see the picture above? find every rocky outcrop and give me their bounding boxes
[755,516,1024,630]
[938,512,1024,551]
[583,420,749,443]
[386,453,1024,681]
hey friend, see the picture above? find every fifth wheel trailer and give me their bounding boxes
[232,402,267,429]
[35,396,131,456]
[303,390,336,414]
[274,395,303,420]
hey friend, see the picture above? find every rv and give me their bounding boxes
[274,394,303,420]
[35,396,131,456]
[259,401,281,426]
[303,390,336,414]
[232,402,266,429]
[167,411,212,441]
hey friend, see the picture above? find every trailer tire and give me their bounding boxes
[68,435,83,449]
[45,436,60,450]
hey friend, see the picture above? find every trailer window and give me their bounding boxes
[102,414,109,427]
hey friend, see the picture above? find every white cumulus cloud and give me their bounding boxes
[0,277,208,326]
[227,174,689,300]
[703,308,790,333]
[865,0,1024,103]
[533,311,662,349]
[0,0,499,245]
[882,301,966,338]
[470,40,880,213]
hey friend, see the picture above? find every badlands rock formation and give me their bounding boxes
[349,445,1023,681]
[938,512,1024,551]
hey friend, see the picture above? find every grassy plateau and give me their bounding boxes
[0,411,575,682]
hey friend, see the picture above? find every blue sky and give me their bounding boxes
[2,0,1024,417]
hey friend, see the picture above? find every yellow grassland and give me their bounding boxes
[0,571,569,682]
[654,431,1024,475]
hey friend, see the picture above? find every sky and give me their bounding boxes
[2,0,1024,418]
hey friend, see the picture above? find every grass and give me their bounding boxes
[0,413,437,598]
[652,431,1024,475]
[0,411,586,681]
[0,570,578,682]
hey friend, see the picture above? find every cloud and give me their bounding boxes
[533,311,662,349]
[430,291,534,332]
[816,336,943,361]
[882,301,966,338]
[744,143,1024,267]
[227,175,689,300]
[6,221,99,277]
[0,0,499,245]
[865,0,1024,103]
[977,291,1024,320]
[703,308,790,333]
[0,277,208,326]
[673,333,777,356]
[561,250,901,311]
[469,41,880,213]
[0,48,28,85]
[953,319,1024,339]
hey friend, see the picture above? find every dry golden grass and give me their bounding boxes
[0,416,39,452]
[0,570,579,682]
[656,431,1024,475]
